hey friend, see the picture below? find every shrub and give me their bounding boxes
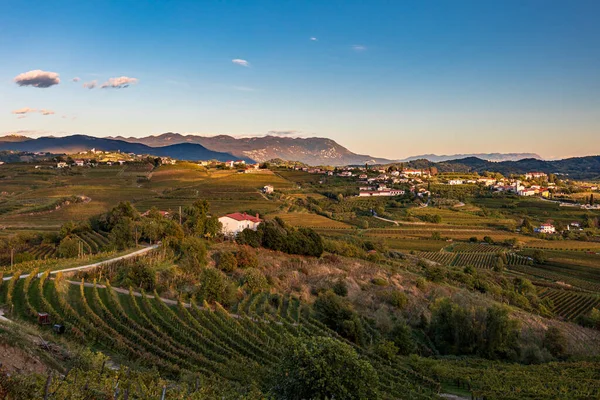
[218,251,238,272]
[270,336,379,400]
[544,326,567,358]
[371,277,388,286]
[235,247,259,269]
[332,279,348,297]
[385,291,408,309]
[242,268,269,293]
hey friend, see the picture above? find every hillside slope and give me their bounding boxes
[0,135,250,162]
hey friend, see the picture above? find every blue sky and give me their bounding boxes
[1,0,599,159]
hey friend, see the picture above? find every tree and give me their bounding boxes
[532,249,547,265]
[58,236,79,258]
[270,336,379,400]
[235,247,259,269]
[314,291,366,345]
[242,268,268,292]
[544,326,567,358]
[217,251,237,272]
[109,218,136,250]
[389,320,415,355]
[196,268,235,305]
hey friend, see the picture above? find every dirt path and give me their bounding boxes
[373,215,399,225]
[2,244,160,282]
[66,279,188,307]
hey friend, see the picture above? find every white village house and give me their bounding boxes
[218,213,262,236]
[535,223,556,234]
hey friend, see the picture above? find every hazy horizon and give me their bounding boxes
[2,1,599,160]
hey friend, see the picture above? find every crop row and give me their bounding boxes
[539,288,600,320]
[0,277,439,399]
[419,252,530,269]
[510,265,600,293]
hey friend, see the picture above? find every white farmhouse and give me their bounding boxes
[218,213,262,236]
[535,223,556,234]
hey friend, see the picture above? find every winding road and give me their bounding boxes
[2,244,160,282]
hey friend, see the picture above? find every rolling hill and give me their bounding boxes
[0,135,250,162]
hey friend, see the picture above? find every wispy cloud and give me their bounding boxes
[352,44,367,52]
[232,86,255,92]
[13,70,60,88]
[100,76,138,89]
[12,107,37,115]
[310,37,318,41]
[232,59,250,67]
[83,80,97,89]
[72,77,81,82]
[11,108,55,117]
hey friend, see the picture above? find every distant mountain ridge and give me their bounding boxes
[404,156,600,180]
[0,135,250,163]
[110,132,392,166]
[400,153,542,162]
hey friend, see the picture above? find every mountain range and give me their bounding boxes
[0,135,251,163]
[1,132,547,166]
[1,133,597,178]
[405,156,600,180]
[109,133,392,165]
[399,152,541,163]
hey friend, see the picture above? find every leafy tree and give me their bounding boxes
[389,320,415,355]
[109,218,136,250]
[217,251,238,272]
[196,268,235,305]
[313,291,366,345]
[182,200,222,237]
[242,268,268,292]
[270,336,379,400]
[532,250,547,264]
[58,236,79,258]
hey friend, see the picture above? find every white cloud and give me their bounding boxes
[72,77,81,82]
[14,70,60,88]
[17,115,27,119]
[232,86,255,92]
[40,109,55,115]
[83,80,97,89]
[100,76,139,89]
[310,37,318,41]
[352,44,367,52]
[12,107,37,115]
[232,59,250,67]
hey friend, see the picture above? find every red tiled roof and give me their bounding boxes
[222,212,261,223]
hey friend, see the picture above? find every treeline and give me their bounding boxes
[237,217,324,257]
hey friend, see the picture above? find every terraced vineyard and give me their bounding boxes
[74,231,110,253]
[418,251,530,269]
[451,253,499,269]
[0,276,440,399]
[417,251,455,265]
[450,243,504,253]
[538,288,600,320]
[509,265,600,292]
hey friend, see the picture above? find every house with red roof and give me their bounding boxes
[218,212,262,236]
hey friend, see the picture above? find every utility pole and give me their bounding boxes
[10,248,14,268]
[179,206,182,225]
